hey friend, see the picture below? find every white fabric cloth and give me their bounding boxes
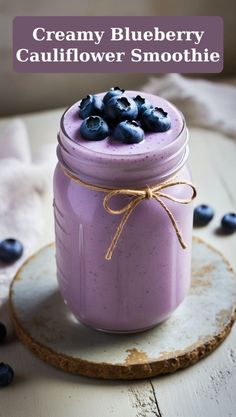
[0,119,56,304]
[142,74,236,137]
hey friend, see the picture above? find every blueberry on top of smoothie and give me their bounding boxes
[133,95,153,116]
[78,87,171,142]
[103,87,125,105]
[141,107,171,132]
[79,94,104,119]
[113,120,144,144]
[80,116,109,141]
[104,96,138,122]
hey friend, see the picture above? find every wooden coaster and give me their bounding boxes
[9,237,236,380]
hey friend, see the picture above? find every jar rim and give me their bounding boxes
[58,97,189,187]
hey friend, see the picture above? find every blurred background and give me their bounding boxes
[0,0,236,117]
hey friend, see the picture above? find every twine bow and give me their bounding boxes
[63,168,197,260]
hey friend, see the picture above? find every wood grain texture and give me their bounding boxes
[0,112,236,416]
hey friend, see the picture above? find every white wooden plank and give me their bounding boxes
[189,128,236,266]
[151,339,236,417]
[0,332,136,417]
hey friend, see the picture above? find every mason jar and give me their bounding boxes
[53,91,195,333]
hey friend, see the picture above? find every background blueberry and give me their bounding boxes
[79,95,104,119]
[193,204,214,226]
[0,323,7,343]
[0,363,14,388]
[103,87,124,105]
[221,213,236,233]
[80,116,109,141]
[113,120,144,144]
[133,95,152,116]
[104,96,138,122]
[0,239,24,264]
[142,107,171,132]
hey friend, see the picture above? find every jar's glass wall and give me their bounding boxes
[54,162,193,332]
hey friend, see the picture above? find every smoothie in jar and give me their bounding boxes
[54,89,196,333]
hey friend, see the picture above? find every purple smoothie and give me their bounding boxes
[54,90,193,332]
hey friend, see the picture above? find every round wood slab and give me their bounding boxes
[9,237,236,380]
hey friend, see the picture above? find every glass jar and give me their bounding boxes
[53,92,195,333]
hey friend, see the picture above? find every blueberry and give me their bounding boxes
[104,96,138,122]
[103,87,124,105]
[113,120,144,144]
[0,363,14,388]
[142,107,171,132]
[79,94,104,119]
[0,323,7,343]
[0,239,24,264]
[193,205,214,226]
[80,116,109,141]
[221,213,236,233]
[133,95,152,116]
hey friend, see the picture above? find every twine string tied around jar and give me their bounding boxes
[63,167,197,260]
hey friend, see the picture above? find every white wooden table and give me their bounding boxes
[0,109,236,417]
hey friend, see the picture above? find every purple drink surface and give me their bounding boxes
[62,91,183,156]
